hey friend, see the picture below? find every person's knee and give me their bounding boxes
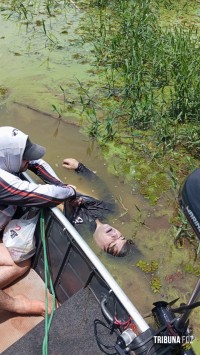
[14,258,31,278]
[0,258,31,288]
[12,259,31,279]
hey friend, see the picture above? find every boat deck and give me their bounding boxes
[1,270,116,354]
[0,269,53,353]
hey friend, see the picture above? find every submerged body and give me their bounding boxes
[63,158,135,257]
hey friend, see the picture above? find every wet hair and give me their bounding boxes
[107,239,134,257]
[118,239,134,257]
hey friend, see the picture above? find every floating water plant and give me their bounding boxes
[0,86,8,97]
[151,276,162,293]
[136,260,159,273]
[136,260,161,293]
[185,264,200,277]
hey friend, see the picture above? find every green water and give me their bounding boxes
[0,1,199,352]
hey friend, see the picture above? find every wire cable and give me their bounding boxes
[94,319,118,355]
[40,210,56,355]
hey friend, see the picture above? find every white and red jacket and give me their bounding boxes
[0,126,75,232]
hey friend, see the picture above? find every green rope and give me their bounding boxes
[40,210,56,355]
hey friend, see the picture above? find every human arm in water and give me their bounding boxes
[28,158,76,189]
[62,158,115,204]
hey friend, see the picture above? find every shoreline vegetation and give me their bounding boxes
[77,0,200,253]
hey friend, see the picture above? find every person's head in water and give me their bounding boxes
[93,220,133,257]
[64,196,133,257]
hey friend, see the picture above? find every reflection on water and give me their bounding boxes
[0,2,199,350]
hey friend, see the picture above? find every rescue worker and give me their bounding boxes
[0,126,76,314]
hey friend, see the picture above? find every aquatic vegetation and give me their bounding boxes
[0,86,8,97]
[86,0,200,142]
[151,276,162,293]
[97,6,196,126]
[185,263,200,277]
[3,1,198,204]
[136,260,159,273]
[76,0,200,206]
[0,85,9,104]
[74,1,200,259]
[136,260,161,293]
[0,0,69,50]
[52,104,62,118]
[51,85,69,118]
[172,208,200,258]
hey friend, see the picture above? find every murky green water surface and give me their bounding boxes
[0,1,199,351]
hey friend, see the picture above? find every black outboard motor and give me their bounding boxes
[114,294,198,355]
[179,168,200,240]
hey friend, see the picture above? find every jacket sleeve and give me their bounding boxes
[28,159,65,186]
[0,169,75,208]
[75,163,115,204]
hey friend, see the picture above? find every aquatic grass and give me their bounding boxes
[1,0,67,50]
[82,0,200,157]
[51,85,74,120]
[73,0,200,219]
[84,107,102,138]
[52,104,62,118]
[41,18,59,47]
[102,115,116,141]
